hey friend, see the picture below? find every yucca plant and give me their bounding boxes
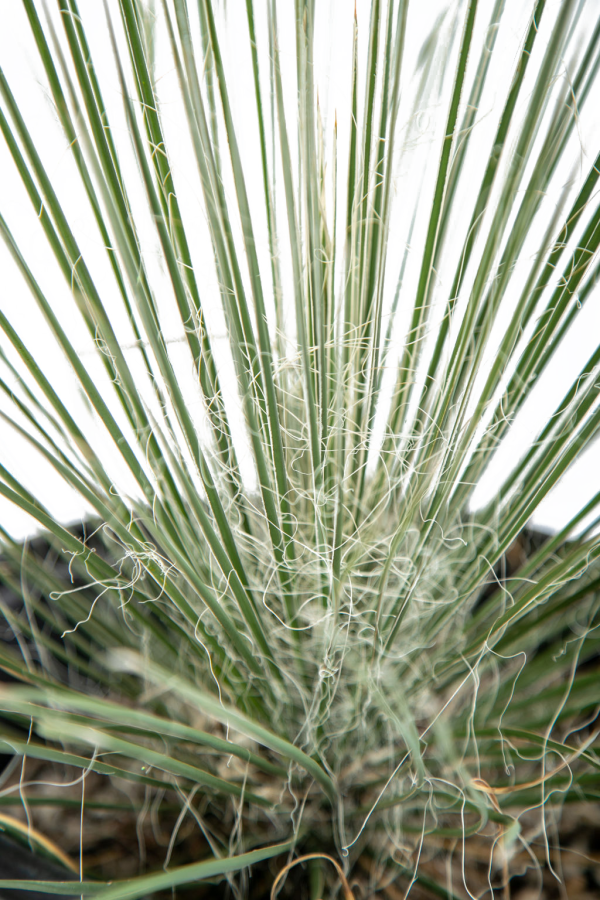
[1,0,599,897]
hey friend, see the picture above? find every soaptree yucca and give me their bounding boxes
[0,1,600,898]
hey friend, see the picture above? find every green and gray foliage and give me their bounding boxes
[1,0,600,897]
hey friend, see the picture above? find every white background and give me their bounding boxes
[1,0,599,541]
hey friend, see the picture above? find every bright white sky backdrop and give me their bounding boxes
[0,0,599,540]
